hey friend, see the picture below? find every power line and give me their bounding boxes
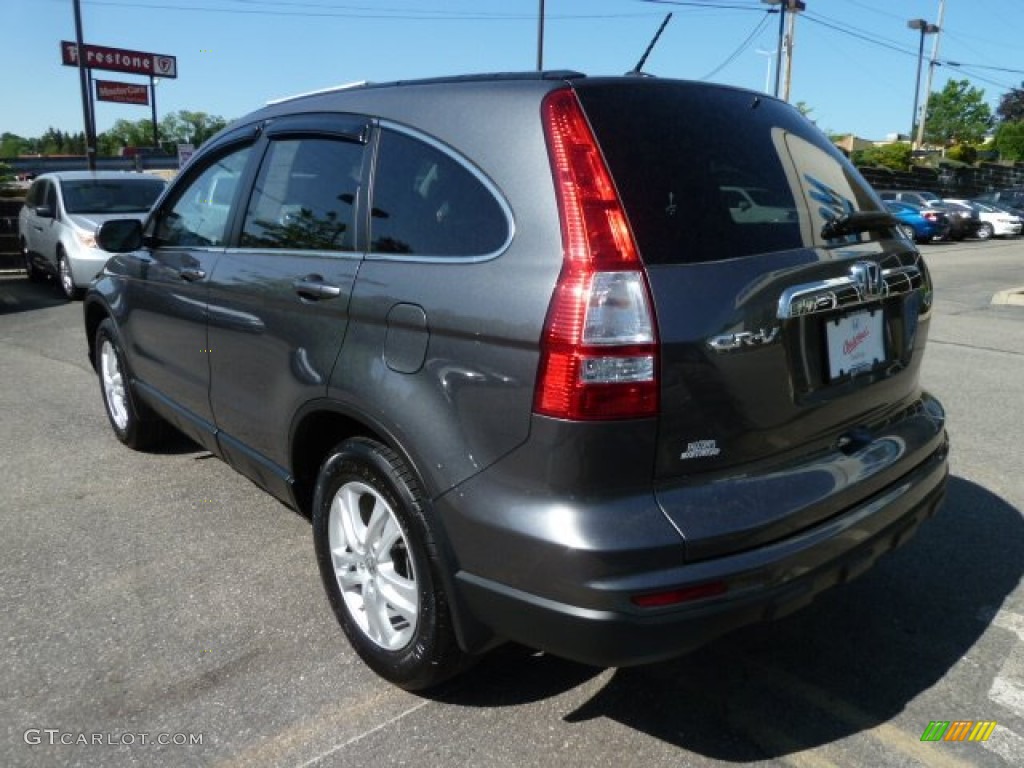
[640,1,767,11]
[701,12,772,81]
[67,0,662,21]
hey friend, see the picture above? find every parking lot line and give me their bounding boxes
[752,665,974,768]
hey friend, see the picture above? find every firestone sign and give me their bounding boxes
[61,41,177,79]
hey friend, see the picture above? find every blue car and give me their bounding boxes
[884,200,951,244]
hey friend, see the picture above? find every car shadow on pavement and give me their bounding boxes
[436,475,1022,760]
[0,274,67,314]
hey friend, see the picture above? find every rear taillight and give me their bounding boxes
[534,88,658,420]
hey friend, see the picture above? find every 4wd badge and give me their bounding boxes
[680,439,721,460]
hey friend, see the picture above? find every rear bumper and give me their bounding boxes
[441,398,949,668]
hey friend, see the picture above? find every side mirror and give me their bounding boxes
[34,205,55,219]
[96,219,144,253]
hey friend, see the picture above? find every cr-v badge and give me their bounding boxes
[707,326,780,352]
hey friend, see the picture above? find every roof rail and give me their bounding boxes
[266,81,368,106]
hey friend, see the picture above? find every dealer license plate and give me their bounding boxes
[826,309,885,380]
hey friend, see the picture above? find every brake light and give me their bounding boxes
[534,88,659,420]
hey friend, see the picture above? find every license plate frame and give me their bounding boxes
[826,308,885,381]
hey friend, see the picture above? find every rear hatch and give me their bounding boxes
[573,79,934,554]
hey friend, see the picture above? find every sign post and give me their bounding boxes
[150,76,159,150]
[71,0,96,170]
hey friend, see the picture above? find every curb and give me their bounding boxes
[991,286,1024,306]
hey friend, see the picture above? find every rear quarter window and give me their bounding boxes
[369,127,510,258]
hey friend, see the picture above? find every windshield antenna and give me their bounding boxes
[629,13,672,76]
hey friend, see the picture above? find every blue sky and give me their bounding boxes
[4,0,1023,142]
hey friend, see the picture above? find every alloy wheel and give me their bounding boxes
[100,338,129,431]
[327,480,418,650]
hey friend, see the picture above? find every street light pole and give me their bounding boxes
[762,0,787,98]
[536,0,545,71]
[756,49,777,93]
[907,19,940,150]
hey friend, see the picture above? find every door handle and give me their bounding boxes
[293,276,342,301]
[180,267,206,282]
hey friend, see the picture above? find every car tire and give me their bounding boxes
[312,437,467,691]
[976,222,994,241]
[95,318,164,450]
[898,224,916,242]
[57,248,82,300]
[22,240,46,282]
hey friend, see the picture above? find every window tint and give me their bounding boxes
[61,178,165,214]
[576,82,880,264]
[45,182,57,212]
[26,180,44,207]
[156,146,252,247]
[370,129,508,257]
[241,138,362,251]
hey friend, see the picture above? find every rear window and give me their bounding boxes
[575,81,880,264]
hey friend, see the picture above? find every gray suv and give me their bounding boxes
[84,72,949,690]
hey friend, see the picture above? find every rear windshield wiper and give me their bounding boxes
[821,210,897,240]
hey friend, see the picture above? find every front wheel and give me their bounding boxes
[57,249,81,300]
[312,437,467,690]
[95,318,164,449]
[976,222,994,241]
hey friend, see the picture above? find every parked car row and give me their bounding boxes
[877,189,1024,245]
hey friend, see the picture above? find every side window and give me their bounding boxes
[370,129,508,257]
[26,180,44,208]
[45,182,58,212]
[155,145,252,247]
[241,137,363,251]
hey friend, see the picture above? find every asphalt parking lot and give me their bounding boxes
[2,238,1023,768]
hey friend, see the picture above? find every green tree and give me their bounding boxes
[923,79,993,146]
[98,118,153,155]
[945,144,977,164]
[994,121,1024,162]
[996,82,1024,123]
[159,110,228,150]
[0,132,29,158]
[850,142,912,172]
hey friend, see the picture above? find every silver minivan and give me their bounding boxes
[19,171,166,298]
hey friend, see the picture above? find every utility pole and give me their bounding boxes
[782,2,801,102]
[72,0,96,170]
[762,0,806,101]
[915,0,947,149]
[908,18,940,149]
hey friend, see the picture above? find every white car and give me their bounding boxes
[18,171,166,299]
[945,198,1023,239]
